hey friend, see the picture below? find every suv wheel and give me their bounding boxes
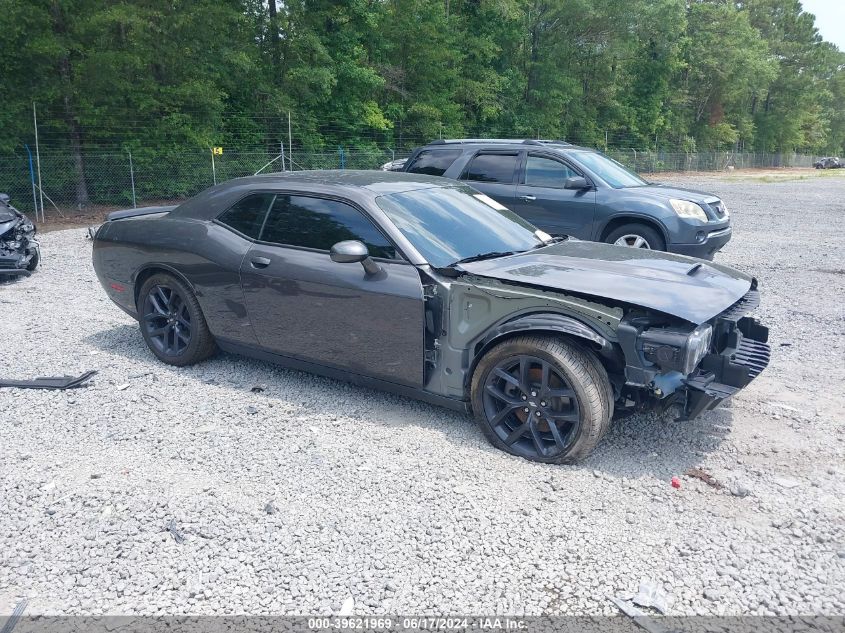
[137,273,217,366]
[470,335,612,464]
[605,223,665,251]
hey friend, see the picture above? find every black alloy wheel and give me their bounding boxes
[482,354,581,459]
[143,284,192,356]
[137,272,217,366]
[471,335,612,464]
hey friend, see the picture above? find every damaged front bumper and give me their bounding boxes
[0,242,39,277]
[619,288,771,420]
[679,315,770,419]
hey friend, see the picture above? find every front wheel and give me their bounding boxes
[471,335,612,464]
[605,223,665,251]
[137,273,217,366]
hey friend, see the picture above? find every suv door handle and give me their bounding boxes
[250,256,271,269]
[518,195,536,202]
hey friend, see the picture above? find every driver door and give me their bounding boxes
[239,194,425,387]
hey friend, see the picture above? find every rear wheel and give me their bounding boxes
[137,273,217,366]
[605,223,665,251]
[471,335,612,464]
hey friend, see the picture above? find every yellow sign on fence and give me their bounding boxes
[212,147,223,155]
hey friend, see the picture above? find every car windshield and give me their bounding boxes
[375,185,546,268]
[574,151,648,188]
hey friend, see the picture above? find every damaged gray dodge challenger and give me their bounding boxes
[92,171,770,463]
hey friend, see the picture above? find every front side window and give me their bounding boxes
[260,195,398,259]
[406,149,461,176]
[217,193,274,238]
[524,155,579,188]
[461,153,519,184]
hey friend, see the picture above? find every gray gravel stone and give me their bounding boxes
[729,482,751,498]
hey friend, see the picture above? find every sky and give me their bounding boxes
[800,0,845,50]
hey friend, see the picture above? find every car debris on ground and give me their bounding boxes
[629,580,673,615]
[0,598,28,633]
[0,370,96,390]
[684,467,723,489]
[167,518,185,544]
[610,596,669,633]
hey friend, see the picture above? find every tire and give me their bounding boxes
[137,273,217,366]
[605,223,666,251]
[572,339,615,423]
[470,335,612,464]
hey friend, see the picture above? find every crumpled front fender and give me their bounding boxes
[465,312,614,387]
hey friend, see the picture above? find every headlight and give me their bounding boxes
[670,199,708,222]
[639,323,713,375]
[684,324,713,374]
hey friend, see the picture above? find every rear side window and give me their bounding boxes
[217,193,274,238]
[406,149,461,176]
[461,153,519,184]
[260,195,398,259]
[524,155,579,188]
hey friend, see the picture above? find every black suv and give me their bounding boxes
[402,139,732,259]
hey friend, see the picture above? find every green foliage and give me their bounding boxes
[1,0,843,203]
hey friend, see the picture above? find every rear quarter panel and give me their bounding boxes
[93,215,257,346]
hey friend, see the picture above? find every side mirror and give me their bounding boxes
[564,176,590,190]
[0,193,10,204]
[330,240,381,275]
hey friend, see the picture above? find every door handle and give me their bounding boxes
[518,195,536,202]
[250,256,271,269]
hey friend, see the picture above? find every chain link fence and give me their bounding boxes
[0,145,819,217]
[603,149,817,173]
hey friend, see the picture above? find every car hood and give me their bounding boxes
[458,240,752,324]
[631,184,719,203]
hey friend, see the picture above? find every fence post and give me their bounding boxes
[33,103,45,222]
[210,148,217,185]
[25,145,38,215]
[128,151,137,208]
[338,147,345,169]
[288,111,293,171]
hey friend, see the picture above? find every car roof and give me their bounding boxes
[236,169,448,194]
[172,170,454,220]
[418,139,591,152]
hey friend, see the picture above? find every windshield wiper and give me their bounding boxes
[449,251,518,266]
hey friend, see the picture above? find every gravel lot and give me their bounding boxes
[1,172,844,617]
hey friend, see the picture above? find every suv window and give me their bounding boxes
[461,153,519,184]
[217,193,274,238]
[406,149,461,176]
[525,155,579,187]
[260,195,398,259]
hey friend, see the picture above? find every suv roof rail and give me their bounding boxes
[428,138,574,147]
